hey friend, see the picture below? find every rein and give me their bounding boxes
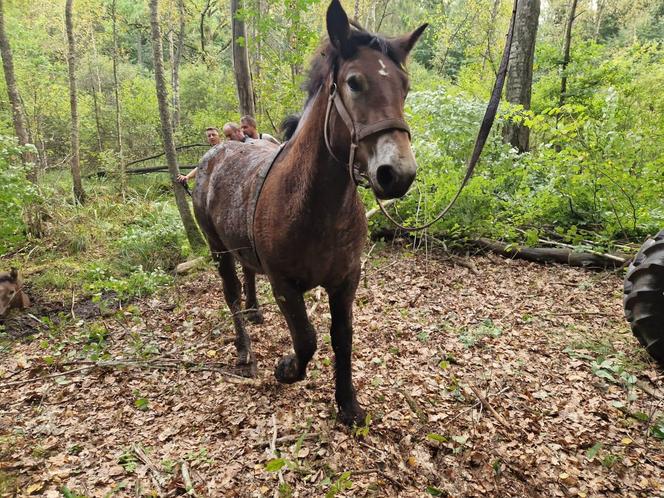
[327,0,519,232]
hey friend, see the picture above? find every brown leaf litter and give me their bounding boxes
[1,245,662,497]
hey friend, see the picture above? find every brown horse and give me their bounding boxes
[193,0,426,426]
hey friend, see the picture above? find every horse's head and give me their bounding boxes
[0,269,30,318]
[323,0,427,199]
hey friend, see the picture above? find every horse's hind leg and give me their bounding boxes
[212,248,256,377]
[270,279,317,383]
[242,265,263,324]
[326,270,366,427]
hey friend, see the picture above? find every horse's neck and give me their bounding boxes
[285,93,355,211]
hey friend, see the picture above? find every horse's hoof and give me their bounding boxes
[234,360,257,378]
[338,403,367,427]
[245,308,264,324]
[275,355,305,384]
[235,352,257,378]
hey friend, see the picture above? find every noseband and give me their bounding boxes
[323,81,411,185]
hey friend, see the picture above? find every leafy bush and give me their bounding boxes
[115,201,189,271]
[0,136,36,253]
[366,46,664,245]
[84,263,173,300]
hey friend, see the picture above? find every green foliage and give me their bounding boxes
[458,319,502,348]
[118,449,138,473]
[323,471,353,498]
[1,0,663,326]
[84,265,173,301]
[367,40,664,244]
[0,136,36,253]
[586,442,603,461]
[651,418,664,440]
[115,201,189,272]
[60,487,89,498]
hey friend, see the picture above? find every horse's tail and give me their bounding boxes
[281,114,301,141]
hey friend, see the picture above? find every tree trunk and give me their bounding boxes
[65,0,85,204]
[593,0,605,42]
[0,0,35,176]
[559,0,578,108]
[171,0,184,130]
[169,1,184,132]
[111,0,126,192]
[474,238,624,269]
[482,0,501,74]
[231,0,255,116]
[90,30,104,154]
[137,31,143,67]
[252,0,262,116]
[200,0,210,60]
[149,0,204,250]
[503,0,540,153]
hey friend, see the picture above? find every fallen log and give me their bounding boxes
[473,238,627,269]
[126,164,197,175]
[88,143,208,178]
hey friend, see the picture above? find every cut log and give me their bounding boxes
[473,238,625,268]
[175,257,206,274]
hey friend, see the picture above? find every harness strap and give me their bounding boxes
[356,118,410,141]
[248,142,289,267]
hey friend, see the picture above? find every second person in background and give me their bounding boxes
[240,115,280,144]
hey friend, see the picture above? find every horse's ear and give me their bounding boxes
[395,23,428,59]
[327,0,352,57]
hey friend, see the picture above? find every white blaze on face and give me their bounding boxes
[368,133,417,185]
[378,59,389,77]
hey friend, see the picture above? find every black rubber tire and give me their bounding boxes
[624,229,664,364]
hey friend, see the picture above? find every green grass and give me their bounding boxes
[5,172,200,307]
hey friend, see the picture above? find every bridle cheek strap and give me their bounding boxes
[324,82,410,185]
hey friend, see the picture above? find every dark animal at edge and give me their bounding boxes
[192,0,427,426]
[0,269,30,319]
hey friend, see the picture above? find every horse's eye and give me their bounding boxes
[346,74,364,93]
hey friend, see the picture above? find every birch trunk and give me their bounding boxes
[149,0,204,250]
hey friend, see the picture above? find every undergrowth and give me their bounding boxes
[3,171,193,305]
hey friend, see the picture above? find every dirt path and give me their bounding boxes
[1,247,663,497]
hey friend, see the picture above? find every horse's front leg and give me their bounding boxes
[326,270,366,427]
[271,279,317,383]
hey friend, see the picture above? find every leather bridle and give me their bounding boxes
[323,80,411,186]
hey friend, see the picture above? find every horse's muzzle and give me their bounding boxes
[367,133,417,199]
[374,164,415,199]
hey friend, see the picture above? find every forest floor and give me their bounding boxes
[1,244,663,497]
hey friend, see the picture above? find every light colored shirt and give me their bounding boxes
[259,132,280,145]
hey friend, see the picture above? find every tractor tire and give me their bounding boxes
[623,229,664,364]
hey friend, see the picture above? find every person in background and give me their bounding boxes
[240,115,280,144]
[177,125,247,185]
[223,122,250,143]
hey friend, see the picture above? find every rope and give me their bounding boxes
[375,0,519,232]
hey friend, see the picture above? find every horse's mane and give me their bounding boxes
[282,22,405,141]
[280,115,301,141]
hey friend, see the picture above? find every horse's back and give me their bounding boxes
[193,140,279,270]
